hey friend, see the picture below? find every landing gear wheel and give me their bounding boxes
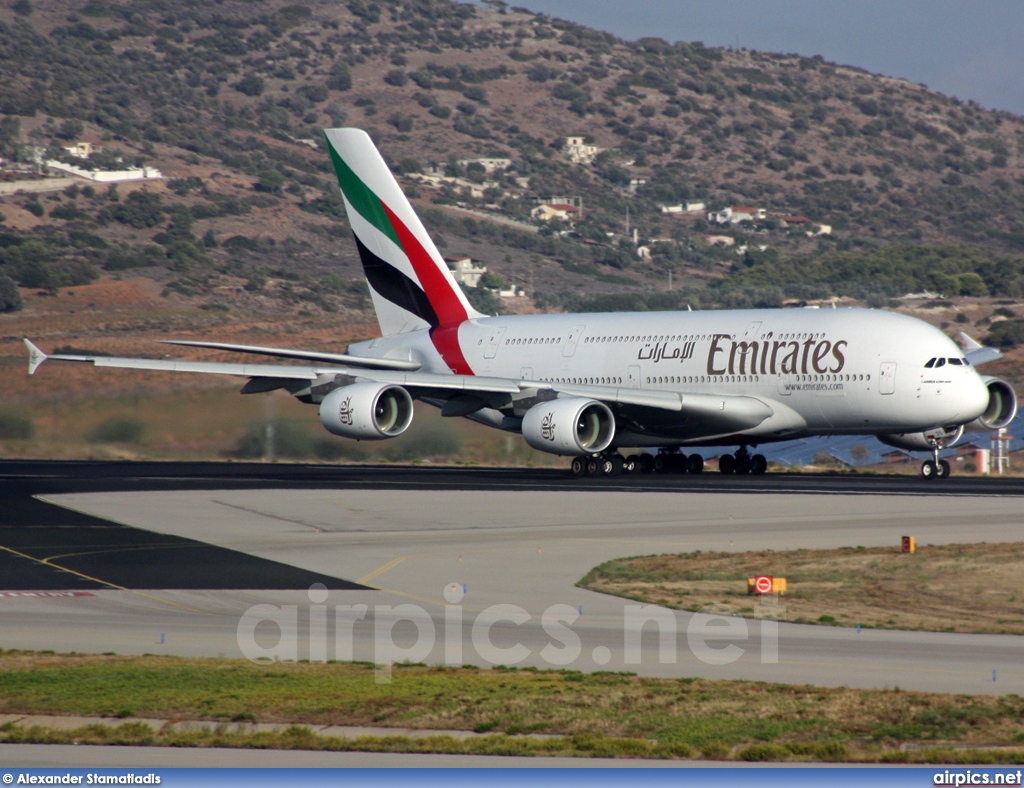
[938,459,951,478]
[750,454,768,475]
[585,457,601,477]
[921,460,937,479]
[637,454,655,474]
[719,453,736,474]
[687,454,704,474]
[653,454,669,474]
[571,456,587,477]
[623,454,640,474]
[598,455,623,476]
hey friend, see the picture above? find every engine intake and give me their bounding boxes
[320,383,413,440]
[973,376,1018,430]
[522,397,615,456]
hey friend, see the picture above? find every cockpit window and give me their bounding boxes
[935,358,946,368]
[924,358,936,368]
[948,358,963,366]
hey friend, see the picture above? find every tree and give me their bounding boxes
[327,61,352,92]
[0,274,23,313]
[56,119,84,141]
[255,169,285,193]
[234,74,265,97]
[114,191,163,228]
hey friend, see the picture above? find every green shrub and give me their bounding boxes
[0,412,35,440]
[232,419,314,459]
[87,417,145,444]
[382,422,462,461]
[738,742,790,761]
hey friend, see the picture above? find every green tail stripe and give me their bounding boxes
[326,139,401,249]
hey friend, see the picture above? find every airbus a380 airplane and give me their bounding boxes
[25,128,1018,480]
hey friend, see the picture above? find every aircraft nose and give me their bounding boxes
[959,372,990,422]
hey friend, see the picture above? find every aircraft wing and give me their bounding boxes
[25,339,778,435]
[158,340,422,371]
[960,332,1003,366]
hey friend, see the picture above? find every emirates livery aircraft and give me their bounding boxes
[25,128,1018,480]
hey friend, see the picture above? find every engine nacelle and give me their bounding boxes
[969,376,1018,430]
[319,383,413,440]
[522,397,615,456]
[878,425,964,452]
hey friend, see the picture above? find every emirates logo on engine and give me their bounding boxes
[338,396,354,426]
[540,411,556,441]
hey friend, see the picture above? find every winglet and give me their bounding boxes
[24,339,47,375]
[959,331,983,351]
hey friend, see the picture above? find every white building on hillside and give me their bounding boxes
[445,256,487,288]
[564,136,601,164]
[708,206,766,224]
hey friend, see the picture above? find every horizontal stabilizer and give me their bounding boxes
[23,339,47,375]
[160,340,421,371]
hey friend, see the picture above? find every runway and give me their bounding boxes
[2,460,1023,697]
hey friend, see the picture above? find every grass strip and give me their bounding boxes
[3,651,1024,760]
[578,542,1024,634]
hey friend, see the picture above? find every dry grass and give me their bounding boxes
[580,543,1024,634]
[2,651,1024,761]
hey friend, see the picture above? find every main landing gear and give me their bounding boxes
[718,446,768,475]
[569,451,704,477]
[920,441,951,480]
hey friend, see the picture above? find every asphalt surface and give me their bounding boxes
[1,460,1023,684]
[2,460,1024,767]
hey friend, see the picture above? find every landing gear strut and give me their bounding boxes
[920,441,951,480]
[719,446,768,475]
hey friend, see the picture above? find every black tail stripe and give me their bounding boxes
[354,235,440,328]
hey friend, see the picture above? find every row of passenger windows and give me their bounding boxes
[642,373,869,385]
[583,332,826,344]
[550,377,623,385]
[924,357,969,368]
[507,337,560,345]
[542,373,871,387]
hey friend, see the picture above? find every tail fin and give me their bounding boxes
[324,128,484,336]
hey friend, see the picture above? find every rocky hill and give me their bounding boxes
[2,0,1024,318]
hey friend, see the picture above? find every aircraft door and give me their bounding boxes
[563,324,586,357]
[777,373,793,396]
[484,326,506,359]
[742,321,762,340]
[520,367,533,380]
[879,362,896,395]
[628,365,641,389]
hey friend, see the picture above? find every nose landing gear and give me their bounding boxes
[921,440,951,479]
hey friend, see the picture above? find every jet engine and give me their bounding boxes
[878,425,964,452]
[969,376,1018,430]
[522,397,615,456]
[319,383,413,440]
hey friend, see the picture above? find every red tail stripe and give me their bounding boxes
[381,202,468,327]
[430,323,474,376]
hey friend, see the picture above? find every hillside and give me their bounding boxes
[2,0,1024,319]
